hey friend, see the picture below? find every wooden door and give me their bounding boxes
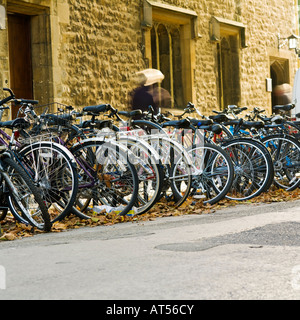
[8,14,33,119]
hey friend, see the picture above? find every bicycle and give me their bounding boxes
[156,103,274,202]
[0,145,51,231]
[95,104,194,207]
[26,102,193,213]
[0,88,79,223]
[211,104,300,192]
[107,103,235,205]
[21,102,142,217]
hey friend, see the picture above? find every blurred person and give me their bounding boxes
[152,86,172,109]
[274,83,292,105]
[130,69,165,119]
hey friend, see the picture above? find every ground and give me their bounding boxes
[1,186,300,241]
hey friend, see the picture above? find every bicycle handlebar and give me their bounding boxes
[0,88,40,113]
[14,98,39,106]
[0,88,15,106]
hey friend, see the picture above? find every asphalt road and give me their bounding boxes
[1,199,300,301]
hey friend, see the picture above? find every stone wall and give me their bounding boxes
[0,0,298,117]
[56,0,298,114]
[59,0,145,109]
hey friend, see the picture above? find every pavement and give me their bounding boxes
[1,199,300,301]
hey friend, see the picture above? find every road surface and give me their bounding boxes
[1,199,300,301]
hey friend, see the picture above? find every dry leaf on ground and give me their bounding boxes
[1,187,300,241]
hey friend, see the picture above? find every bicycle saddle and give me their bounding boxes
[273,104,295,111]
[0,118,30,130]
[198,123,222,134]
[161,118,191,129]
[241,120,265,129]
[83,104,109,114]
[80,119,113,130]
[118,110,142,118]
[209,114,231,123]
[224,119,243,126]
[188,118,213,126]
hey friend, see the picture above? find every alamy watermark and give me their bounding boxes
[94,128,205,165]
[0,265,6,290]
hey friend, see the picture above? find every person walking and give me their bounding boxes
[130,68,165,119]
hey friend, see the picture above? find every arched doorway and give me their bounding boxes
[270,58,290,113]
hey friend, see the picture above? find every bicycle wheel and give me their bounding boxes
[4,157,51,231]
[116,136,164,215]
[70,139,139,217]
[187,142,234,204]
[221,138,274,201]
[84,128,164,215]
[17,141,78,223]
[144,135,193,207]
[260,134,300,191]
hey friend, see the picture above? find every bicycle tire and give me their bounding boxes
[4,156,51,231]
[116,136,164,215]
[260,134,300,191]
[76,127,164,215]
[221,137,274,201]
[143,135,193,207]
[187,142,234,204]
[70,139,139,217]
[17,141,78,222]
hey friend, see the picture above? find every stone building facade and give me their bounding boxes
[0,0,299,120]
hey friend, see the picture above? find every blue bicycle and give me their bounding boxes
[214,105,300,191]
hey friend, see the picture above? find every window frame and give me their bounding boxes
[142,0,198,110]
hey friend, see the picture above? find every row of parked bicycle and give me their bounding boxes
[0,86,300,232]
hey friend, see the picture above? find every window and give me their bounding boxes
[217,35,241,108]
[142,0,198,109]
[210,16,246,109]
[150,23,183,108]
